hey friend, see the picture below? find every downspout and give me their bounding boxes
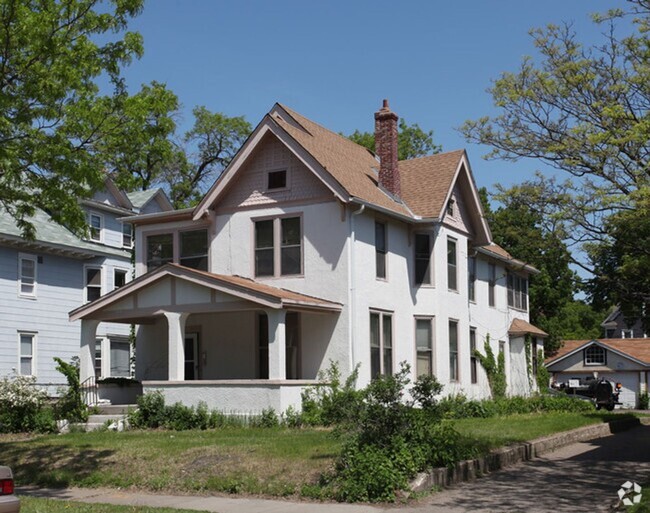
[348,203,365,373]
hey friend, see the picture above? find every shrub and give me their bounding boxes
[251,408,279,428]
[639,392,649,410]
[301,362,363,427]
[536,351,551,391]
[53,357,88,422]
[0,373,54,433]
[128,391,166,428]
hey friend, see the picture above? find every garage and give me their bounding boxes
[546,338,649,410]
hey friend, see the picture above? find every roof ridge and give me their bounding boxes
[399,148,465,164]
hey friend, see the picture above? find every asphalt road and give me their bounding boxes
[401,424,650,513]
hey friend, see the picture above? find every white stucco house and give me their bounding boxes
[0,178,171,392]
[70,101,546,413]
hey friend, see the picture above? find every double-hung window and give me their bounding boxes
[375,221,387,279]
[507,273,528,311]
[447,238,457,291]
[468,257,476,301]
[110,337,131,377]
[122,223,133,248]
[114,269,127,289]
[488,263,496,307]
[414,233,431,285]
[19,332,35,376]
[449,320,459,381]
[85,267,102,302]
[370,311,393,378]
[19,254,37,298]
[415,317,434,377]
[470,327,478,384]
[254,217,302,277]
[88,213,102,242]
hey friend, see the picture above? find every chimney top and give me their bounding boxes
[374,99,400,197]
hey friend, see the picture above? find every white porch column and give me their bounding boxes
[164,312,189,381]
[80,319,100,383]
[267,309,287,380]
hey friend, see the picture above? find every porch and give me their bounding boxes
[69,264,342,413]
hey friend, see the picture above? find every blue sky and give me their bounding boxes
[119,0,624,194]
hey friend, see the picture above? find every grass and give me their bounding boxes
[452,412,629,453]
[19,496,212,513]
[0,411,633,499]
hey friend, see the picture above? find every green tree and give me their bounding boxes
[461,1,649,262]
[348,119,442,161]
[0,0,145,238]
[103,81,179,193]
[163,106,252,208]
[462,1,650,330]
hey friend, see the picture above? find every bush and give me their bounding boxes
[0,373,55,433]
[301,362,363,427]
[53,357,88,422]
[639,392,649,410]
[128,391,166,428]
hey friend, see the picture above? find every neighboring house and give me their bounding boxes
[545,339,650,408]
[70,101,546,413]
[601,306,647,339]
[0,178,171,392]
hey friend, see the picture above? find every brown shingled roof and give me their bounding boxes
[399,150,465,218]
[546,338,650,365]
[509,318,548,337]
[274,105,413,217]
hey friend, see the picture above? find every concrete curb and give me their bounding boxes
[410,416,650,492]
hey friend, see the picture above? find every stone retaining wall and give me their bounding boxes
[410,416,650,492]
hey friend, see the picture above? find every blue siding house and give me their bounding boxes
[0,179,172,391]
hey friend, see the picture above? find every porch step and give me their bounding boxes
[87,414,126,424]
[95,404,136,415]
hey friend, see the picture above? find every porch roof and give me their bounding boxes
[69,263,342,322]
[508,318,548,338]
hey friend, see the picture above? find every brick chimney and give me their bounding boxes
[374,99,400,197]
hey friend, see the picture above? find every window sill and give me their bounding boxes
[255,274,305,281]
[508,306,529,313]
[18,294,37,300]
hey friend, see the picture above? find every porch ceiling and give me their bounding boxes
[69,263,342,323]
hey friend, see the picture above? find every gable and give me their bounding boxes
[216,132,332,211]
[547,342,647,373]
[442,183,474,236]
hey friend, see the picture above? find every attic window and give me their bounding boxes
[267,170,287,190]
[584,345,606,366]
[447,199,455,216]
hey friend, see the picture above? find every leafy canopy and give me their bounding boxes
[348,118,441,161]
[0,0,145,238]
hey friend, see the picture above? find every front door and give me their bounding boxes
[184,333,199,380]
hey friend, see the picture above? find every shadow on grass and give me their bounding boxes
[2,441,114,488]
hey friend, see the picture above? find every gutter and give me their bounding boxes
[348,203,365,373]
[475,246,540,275]
[348,197,439,225]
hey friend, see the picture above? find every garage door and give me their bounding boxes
[601,373,638,409]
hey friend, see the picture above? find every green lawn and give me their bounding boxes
[0,412,631,499]
[452,412,626,453]
[20,496,211,513]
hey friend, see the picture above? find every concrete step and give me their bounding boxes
[95,404,136,415]
[87,414,126,424]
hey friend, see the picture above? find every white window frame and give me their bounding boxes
[449,319,459,382]
[18,253,37,299]
[253,215,303,278]
[84,265,103,303]
[122,223,133,248]
[468,256,476,302]
[470,327,478,384]
[488,263,496,307]
[447,237,457,292]
[88,212,103,242]
[370,310,393,378]
[18,331,36,377]
[415,316,435,377]
[584,345,606,366]
[621,329,634,339]
[507,272,528,312]
[113,268,129,290]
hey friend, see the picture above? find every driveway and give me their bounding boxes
[402,424,650,513]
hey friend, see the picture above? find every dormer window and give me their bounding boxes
[267,170,287,190]
[584,345,606,366]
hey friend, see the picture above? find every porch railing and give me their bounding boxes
[81,375,98,406]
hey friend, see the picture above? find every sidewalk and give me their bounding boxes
[19,486,385,513]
